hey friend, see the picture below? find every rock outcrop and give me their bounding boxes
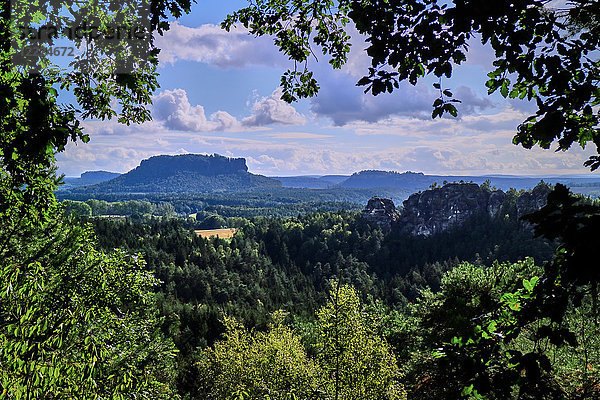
[360,197,400,230]
[398,183,493,236]
[487,190,506,216]
[361,182,552,236]
[516,183,552,216]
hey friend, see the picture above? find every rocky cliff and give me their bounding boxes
[360,197,401,229]
[361,182,552,236]
[398,183,505,236]
[516,183,552,215]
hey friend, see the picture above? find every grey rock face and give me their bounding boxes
[360,197,401,230]
[516,184,552,217]
[515,184,552,231]
[487,190,506,216]
[398,183,489,236]
[361,183,552,236]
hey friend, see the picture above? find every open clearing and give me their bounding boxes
[194,228,238,239]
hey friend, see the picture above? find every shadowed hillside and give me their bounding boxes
[70,154,281,194]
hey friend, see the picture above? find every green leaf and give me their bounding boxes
[500,80,509,97]
[461,384,473,396]
[530,276,539,288]
[446,104,458,117]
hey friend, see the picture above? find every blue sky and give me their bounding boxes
[56,0,597,177]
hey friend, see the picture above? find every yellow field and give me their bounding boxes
[194,228,238,239]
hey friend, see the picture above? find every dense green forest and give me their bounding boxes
[77,189,560,398]
[57,187,410,218]
[50,183,600,399]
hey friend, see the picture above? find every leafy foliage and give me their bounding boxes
[399,257,600,399]
[0,0,194,396]
[407,259,550,400]
[86,193,554,396]
[196,285,405,400]
[223,0,351,102]
[399,185,600,399]
[0,204,178,399]
[315,283,405,400]
[196,311,323,400]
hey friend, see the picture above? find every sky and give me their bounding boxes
[55,0,597,177]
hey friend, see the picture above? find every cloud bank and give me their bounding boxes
[155,22,288,68]
[147,87,307,132]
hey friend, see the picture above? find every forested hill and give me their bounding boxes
[68,154,282,194]
[61,170,121,189]
[338,170,432,189]
[336,169,600,194]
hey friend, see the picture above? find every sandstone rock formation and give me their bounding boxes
[361,182,552,236]
[516,183,552,216]
[487,190,506,216]
[360,197,401,230]
[398,183,492,236]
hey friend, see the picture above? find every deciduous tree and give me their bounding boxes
[0,0,192,396]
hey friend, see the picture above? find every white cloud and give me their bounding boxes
[242,88,306,126]
[338,108,530,139]
[344,117,460,137]
[152,89,240,132]
[453,86,494,115]
[463,35,496,71]
[308,74,435,125]
[153,22,495,128]
[57,143,154,175]
[109,87,306,133]
[308,71,493,126]
[154,22,288,68]
[81,119,165,136]
[57,116,597,178]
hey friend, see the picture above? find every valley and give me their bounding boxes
[58,153,600,398]
[58,153,600,221]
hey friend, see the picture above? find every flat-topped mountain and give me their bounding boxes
[80,170,121,181]
[124,154,248,181]
[70,154,281,194]
[60,170,121,190]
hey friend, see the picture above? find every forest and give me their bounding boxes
[51,184,599,399]
[57,188,406,218]
[2,0,600,398]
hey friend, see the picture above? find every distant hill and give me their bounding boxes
[69,154,281,194]
[338,170,435,189]
[273,174,349,189]
[60,170,121,190]
[318,175,350,184]
[337,169,600,194]
[62,160,600,198]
